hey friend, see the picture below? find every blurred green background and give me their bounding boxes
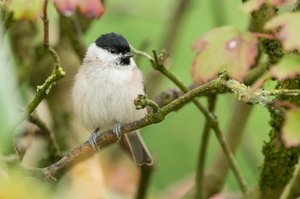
[84,0,270,193]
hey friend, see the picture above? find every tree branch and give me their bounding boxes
[31,77,226,179]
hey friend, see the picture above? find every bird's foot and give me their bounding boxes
[89,127,100,151]
[113,123,122,142]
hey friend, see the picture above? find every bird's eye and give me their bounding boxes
[108,49,116,53]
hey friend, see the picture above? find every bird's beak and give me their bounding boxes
[123,52,134,59]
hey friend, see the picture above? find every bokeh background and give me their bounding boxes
[0,0,271,198]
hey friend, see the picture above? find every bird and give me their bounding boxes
[72,32,153,166]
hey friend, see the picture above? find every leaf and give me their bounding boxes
[53,0,105,19]
[78,0,105,19]
[192,26,258,84]
[265,12,300,52]
[0,24,23,153]
[53,0,79,17]
[271,54,300,81]
[8,0,43,20]
[282,108,300,148]
[240,0,294,14]
[0,170,51,199]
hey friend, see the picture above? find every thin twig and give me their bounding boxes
[42,0,49,47]
[26,0,65,115]
[134,94,160,113]
[28,115,61,161]
[137,48,248,194]
[195,95,217,199]
[160,0,192,52]
[136,165,154,199]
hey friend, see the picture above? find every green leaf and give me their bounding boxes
[0,23,23,153]
[282,108,300,148]
[8,0,43,20]
[192,26,258,84]
[265,12,300,52]
[271,54,300,81]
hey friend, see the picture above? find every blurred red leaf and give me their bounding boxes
[53,0,104,19]
[192,26,258,84]
[8,0,43,20]
[53,0,78,16]
[240,0,294,14]
[265,12,300,52]
[282,108,300,148]
[79,0,104,19]
[271,54,300,81]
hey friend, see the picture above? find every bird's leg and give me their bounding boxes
[113,122,122,142]
[89,127,100,151]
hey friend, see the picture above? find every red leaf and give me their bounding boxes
[265,12,300,52]
[192,26,258,84]
[78,0,105,19]
[53,0,79,17]
[53,0,105,19]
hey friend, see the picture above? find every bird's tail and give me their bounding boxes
[124,131,153,166]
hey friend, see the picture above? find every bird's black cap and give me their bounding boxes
[95,32,130,54]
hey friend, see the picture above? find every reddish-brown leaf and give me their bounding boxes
[265,12,300,52]
[53,0,78,16]
[78,0,105,19]
[192,26,258,84]
[53,0,105,19]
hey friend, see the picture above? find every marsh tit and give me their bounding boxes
[72,32,153,166]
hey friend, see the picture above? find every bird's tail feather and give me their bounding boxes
[124,131,153,166]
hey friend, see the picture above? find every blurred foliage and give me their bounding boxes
[0,22,24,154]
[0,169,51,199]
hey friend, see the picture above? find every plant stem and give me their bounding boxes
[26,0,65,115]
[135,48,248,194]
[195,95,217,199]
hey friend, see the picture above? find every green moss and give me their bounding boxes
[260,111,300,198]
[260,134,299,193]
[277,77,300,106]
[261,39,284,64]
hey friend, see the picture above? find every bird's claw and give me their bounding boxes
[113,123,122,142]
[89,127,100,151]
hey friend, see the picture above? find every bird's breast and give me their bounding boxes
[72,65,146,131]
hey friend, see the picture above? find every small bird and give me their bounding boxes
[72,32,153,166]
